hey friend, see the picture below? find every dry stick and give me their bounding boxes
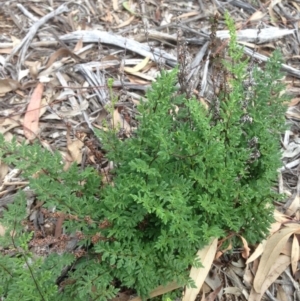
[17,3,39,22]
[216,28,295,44]
[60,30,177,67]
[284,269,300,300]
[6,3,69,68]
[265,289,280,301]
[153,13,206,31]
[242,46,300,79]
[139,0,150,31]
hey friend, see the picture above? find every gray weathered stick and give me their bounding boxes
[60,30,177,67]
[7,3,69,67]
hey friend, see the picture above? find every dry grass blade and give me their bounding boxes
[182,238,218,301]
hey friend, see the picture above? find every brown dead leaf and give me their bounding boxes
[11,35,21,47]
[101,10,114,23]
[216,241,232,259]
[269,222,283,235]
[286,107,300,120]
[0,117,21,135]
[253,227,298,293]
[113,15,135,28]
[289,97,300,107]
[246,240,266,265]
[177,11,199,19]
[127,75,150,85]
[204,269,222,300]
[0,224,6,236]
[205,285,222,301]
[252,258,259,275]
[67,139,84,164]
[28,4,45,17]
[0,161,9,181]
[274,209,290,223]
[205,271,222,289]
[29,61,41,79]
[0,48,12,54]
[155,6,162,21]
[283,223,300,231]
[281,238,292,256]
[201,283,212,294]
[200,292,205,301]
[45,48,70,69]
[124,57,150,73]
[182,238,218,301]
[112,12,121,24]
[125,71,155,81]
[74,38,83,52]
[3,133,14,144]
[281,15,287,26]
[67,10,77,31]
[223,287,243,296]
[291,234,299,275]
[130,282,181,301]
[0,79,21,95]
[240,236,250,259]
[111,292,130,301]
[61,151,73,171]
[23,82,44,140]
[45,48,83,69]
[269,0,282,24]
[249,11,267,22]
[292,1,300,13]
[249,255,291,301]
[112,109,131,132]
[286,195,300,217]
[243,264,254,287]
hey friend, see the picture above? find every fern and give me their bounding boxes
[0,13,287,301]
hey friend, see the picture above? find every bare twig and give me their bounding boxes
[7,3,69,68]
